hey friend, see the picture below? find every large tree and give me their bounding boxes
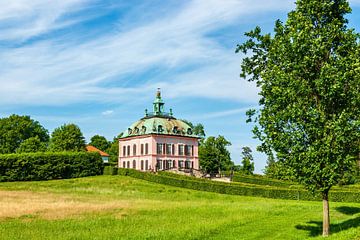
[49,124,86,152]
[237,0,360,236]
[199,135,233,174]
[89,135,110,152]
[0,114,49,154]
[240,146,254,175]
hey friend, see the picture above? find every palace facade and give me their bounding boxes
[118,90,199,171]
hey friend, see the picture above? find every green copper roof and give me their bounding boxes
[120,89,198,138]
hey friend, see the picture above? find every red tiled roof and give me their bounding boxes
[86,145,110,157]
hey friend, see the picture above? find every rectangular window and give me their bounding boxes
[178,145,184,156]
[133,144,137,156]
[166,144,172,155]
[157,159,162,170]
[145,143,149,155]
[157,143,163,154]
[127,146,130,156]
[172,144,175,155]
[141,144,144,155]
[178,160,184,168]
[185,145,190,156]
[123,146,126,156]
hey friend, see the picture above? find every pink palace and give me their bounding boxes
[118,90,200,171]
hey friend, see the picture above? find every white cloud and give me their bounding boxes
[101,110,114,116]
[0,0,293,106]
[0,0,92,42]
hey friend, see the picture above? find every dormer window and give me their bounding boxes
[187,128,193,135]
[128,128,132,135]
[134,127,139,134]
[173,126,178,134]
[158,125,163,133]
[141,126,146,134]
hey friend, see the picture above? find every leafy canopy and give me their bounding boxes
[0,114,49,154]
[16,136,47,153]
[236,0,360,194]
[49,124,86,152]
[89,135,110,152]
[199,135,233,174]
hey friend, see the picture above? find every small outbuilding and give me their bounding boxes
[86,145,110,163]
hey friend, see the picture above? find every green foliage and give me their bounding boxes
[0,152,103,181]
[0,114,49,154]
[199,135,233,174]
[239,146,254,175]
[16,136,47,153]
[264,158,296,181]
[106,135,120,166]
[89,135,110,152]
[49,124,86,152]
[181,119,206,138]
[237,0,360,195]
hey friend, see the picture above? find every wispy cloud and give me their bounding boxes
[0,0,92,42]
[0,0,293,107]
[101,110,114,116]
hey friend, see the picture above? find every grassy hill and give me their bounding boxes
[1,175,360,240]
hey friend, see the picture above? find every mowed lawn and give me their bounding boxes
[0,176,360,240]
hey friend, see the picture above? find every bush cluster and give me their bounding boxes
[0,152,103,181]
[106,168,360,203]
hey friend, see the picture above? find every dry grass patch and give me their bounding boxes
[0,190,134,220]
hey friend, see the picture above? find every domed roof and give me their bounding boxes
[120,89,199,139]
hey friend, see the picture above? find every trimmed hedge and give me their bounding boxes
[0,152,103,181]
[232,174,299,188]
[112,168,360,203]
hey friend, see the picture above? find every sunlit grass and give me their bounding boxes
[0,175,360,240]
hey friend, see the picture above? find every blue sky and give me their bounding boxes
[1,0,360,173]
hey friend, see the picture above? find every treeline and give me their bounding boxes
[0,114,119,164]
[0,114,115,181]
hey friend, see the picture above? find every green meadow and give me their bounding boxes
[1,175,360,240]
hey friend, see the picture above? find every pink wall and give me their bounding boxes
[118,134,199,171]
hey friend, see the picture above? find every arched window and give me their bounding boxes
[127,146,130,156]
[123,146,126,156]
[132,160,136,169]
[141,160,144,170]
[127,161,130,168]
[173,160,176,168]
[133,144,137,156]
[123,161,126,168]
[145,160,148,170]
[141,144,144,155]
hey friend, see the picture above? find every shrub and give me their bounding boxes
[0,152,103,182]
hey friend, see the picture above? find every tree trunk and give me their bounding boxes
[322,190,330,237]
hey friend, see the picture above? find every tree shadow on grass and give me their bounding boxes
[295,207,360,237]
[335,206,360,215]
